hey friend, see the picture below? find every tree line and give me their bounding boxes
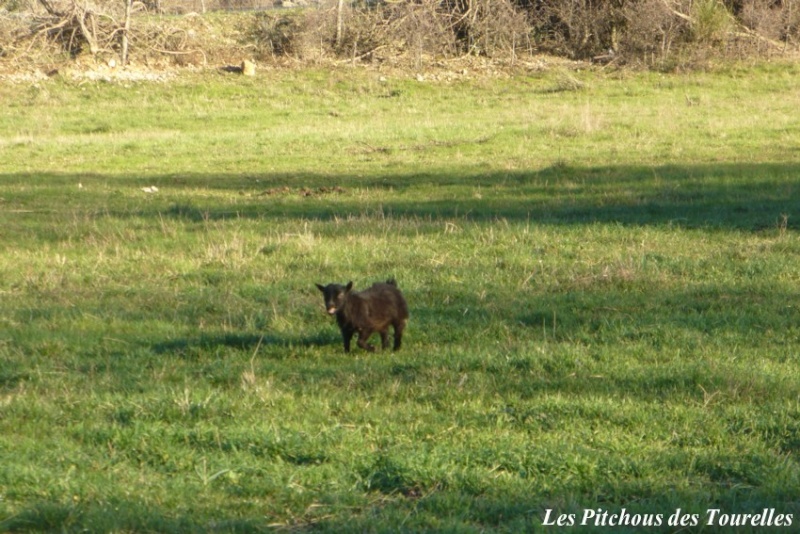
[1,0,798,70]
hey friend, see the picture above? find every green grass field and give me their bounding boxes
[1,62,800,532]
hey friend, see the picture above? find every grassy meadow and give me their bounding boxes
[1,62,800,532]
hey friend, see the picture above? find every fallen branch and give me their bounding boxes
[733,27,787,50]
[144,44,208,65]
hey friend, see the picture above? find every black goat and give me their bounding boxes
[315,279,409,352]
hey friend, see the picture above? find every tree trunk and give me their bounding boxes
[121,0,132,65]
[336,0,345,48]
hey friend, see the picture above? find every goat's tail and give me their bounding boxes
[386,278,398,287]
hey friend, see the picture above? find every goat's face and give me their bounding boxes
[315,282,353,315]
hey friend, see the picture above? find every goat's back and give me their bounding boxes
[346,282,408,327]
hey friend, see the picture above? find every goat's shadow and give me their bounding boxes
[151,331,339,357]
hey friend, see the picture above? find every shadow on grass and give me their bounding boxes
[412,283,800,346]
[0,500,263,533]
[5,490,800,534]
[151,330,339,357]
[1,162,798,230]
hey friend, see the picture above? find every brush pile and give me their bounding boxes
[1,0,799,72]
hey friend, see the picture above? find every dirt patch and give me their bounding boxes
[0,64,178,83]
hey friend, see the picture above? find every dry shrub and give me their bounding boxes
[292,1,343,60]
[31,0,128,56]
[451,0,533,57]
[382,0,460,63]
[249,1,364,62]
[0,9,29,59]
[1,0,152,64]
[621,0,691,66]
[3,0,800,71]
[249,11,304,59]
[251,0,799,67]
[2,0,239,67]
[534,0,798,64]
[741,0,785,38]
[331,0,532,62]
[247,0,531,65]
[532,0,622,58]
[741,0,800,44]
[136,20,208,66]
[619,0,799,67]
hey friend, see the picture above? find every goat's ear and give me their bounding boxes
[315,283,325,292]
[345,281,353,293]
